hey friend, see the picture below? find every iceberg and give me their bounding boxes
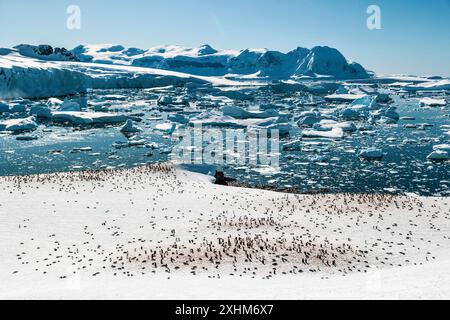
[433,144,450,153]
[59,100,82,112]
[340,108,361,120]
[302,127,344,139]
[427,150,450,161]
[419,98,447,107]
[155,122,177,134]
[282,140,302,151]
[359,148,384,160]
[222,105,279,119]
[157,95,174,106]
[8,104,26,113]
[168,114,189,124]
[370,107,400,124]
[52,111,128,125]
[297,109,323,127]
[263,123,291,136]
[293,46,369,79]
[120,119,143,133]
[48,98,63,106]
[316,120,357,133]
[0,116,38,132]
[325,94,367,102]
[30,105,52,119]
[16,135,38,141]
[190,115,246,128]
[0,102,9,113]
[351,96,378,110]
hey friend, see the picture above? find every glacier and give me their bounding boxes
[69,43,370,79]
[0,43,372,99]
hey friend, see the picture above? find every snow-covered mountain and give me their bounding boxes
[0,47,242,99]
[0,43,373,99]
[16,43,371,80]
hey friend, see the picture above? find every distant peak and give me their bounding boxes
[198,44,217,55]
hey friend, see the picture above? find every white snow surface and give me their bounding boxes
[1,165,449,300]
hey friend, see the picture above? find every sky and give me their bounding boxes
[0,0,449,76]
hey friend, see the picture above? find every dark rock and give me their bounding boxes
[214,171,236,186]
[54,47,79,61]
[36,45,54,56]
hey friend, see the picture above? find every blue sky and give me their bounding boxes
[0,0,449,76]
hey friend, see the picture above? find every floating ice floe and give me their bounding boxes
[120,119,143,133]
[297,109,324,127]
[340,108,361,120]
[404,79,450,92]
[0,116,38,132]
[359,148,384,160]
[433,144,450,153]
[324,94,367,102]
[128,139,147,147]
[0,102,27,113]
[351,96,378,109]
[8,104,26,113]
[427,150,450,161]
[261,123,291,136]
[52,111,127,125]
[419,97,447,107]
[113,139,146,149]
[72,147,93,152]
[190,115,245,128]
[376,93,391,103]
[376,116,398,125]
[168,113,190,124]
[282,140,302,151]
[370,106,400,124]
[30,105,52,119]
[314,120,357,133]
[155,122,177,134]
[222,105,278,119]
[0,101,9,112]
[157,95,173,106]
[16,135,38,141]
[48,98,63,106]
[302,127,344,139]
[59,101,82,112]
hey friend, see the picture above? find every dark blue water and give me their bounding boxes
[1,88,449,196]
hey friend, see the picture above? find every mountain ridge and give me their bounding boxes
[13,43,371,80]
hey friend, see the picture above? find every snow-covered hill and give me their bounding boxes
[13,43,371,79]
[0,48,246,99]
[0,43,371,99]
[1,166,450,299]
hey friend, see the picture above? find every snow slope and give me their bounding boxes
[1,165,449,299]
[0,49,90,99]
[0,49,246,99]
